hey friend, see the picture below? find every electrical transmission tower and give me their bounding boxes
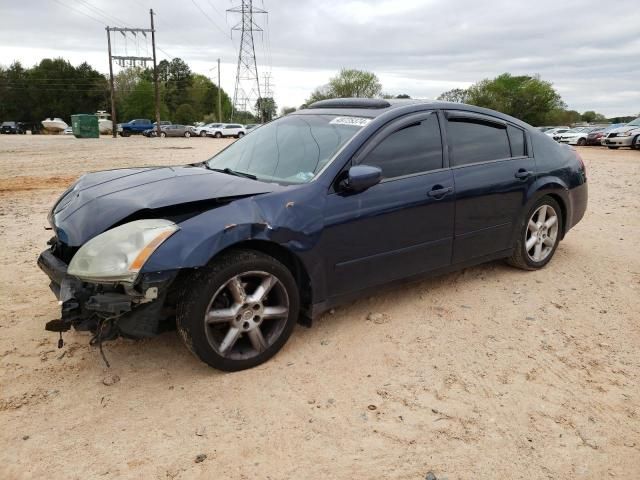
[228,0,266,120]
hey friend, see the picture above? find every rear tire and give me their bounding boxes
[507,196,562,271]
[199,131,207,137]
[184,131,191,138]
[631,135,639,150]
[214,132,222,138]
[577,138,586,146]
[160,132,166,138]
[176,250,300,371]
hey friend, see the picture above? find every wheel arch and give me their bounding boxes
[216,239,313,320]
[525,178,570,239]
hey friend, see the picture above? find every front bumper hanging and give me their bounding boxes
[37,249,177,339]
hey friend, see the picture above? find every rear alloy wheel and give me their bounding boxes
[214,132,222,138]
[176,250,299,371]
[160,132,166,138]
[577,138,586,146]
[199,131,207,137]
[184,131,191,138]
[507,197,562,270]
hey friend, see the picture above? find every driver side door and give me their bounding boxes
[321,111,455,297]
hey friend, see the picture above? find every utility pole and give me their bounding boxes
[217,58,222,122]
[228,0,266,120]
[150,9,161,136]
[106,27,117,138]
[105,24,156,137]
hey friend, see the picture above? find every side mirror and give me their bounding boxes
[340,165,382,193]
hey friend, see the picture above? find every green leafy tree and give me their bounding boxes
[280,106,296,116]
[174,103,197,124]
[304,68,382,105]
[581,110,607,123]
[464,73,565,126]
[120,80,160,120]
[256,97,277,122]
[437,88,468,103]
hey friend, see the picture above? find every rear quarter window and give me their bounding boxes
[507,125,527,157]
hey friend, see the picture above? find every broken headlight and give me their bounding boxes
[67,219,179,283]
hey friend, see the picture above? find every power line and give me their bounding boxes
[190,0,233,41]
[52,0,105,25]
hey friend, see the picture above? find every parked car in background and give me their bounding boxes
[545,128,570,139]
[557,127,602,146]
[586,124,625,145]
[157,124,194,138]
[37,98,588,371]
[602,117,640,149]
[193,123,223,137]
[118,119,153,137]
[1,121,26,134]
[207,123,246,138]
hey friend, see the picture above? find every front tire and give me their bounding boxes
[214,132,222,138]
[160,132,166,138]
[199,131,207,137]
[631,135,639,150]
[607,146,619,149]
[507,197,562,271]
[237,132,244,138]
[184,131,191,138]
[577,138,586,146]
[176,250,300,371]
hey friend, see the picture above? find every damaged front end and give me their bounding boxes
[38,219,181,352]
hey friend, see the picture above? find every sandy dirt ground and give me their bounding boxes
[0,134,639,479]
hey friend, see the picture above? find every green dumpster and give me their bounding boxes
[71,114,99,138]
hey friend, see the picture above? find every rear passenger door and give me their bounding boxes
[444,111,535,263]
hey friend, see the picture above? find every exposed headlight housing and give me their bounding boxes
[67,219,179,283]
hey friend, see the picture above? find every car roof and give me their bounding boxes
[293,97,532,129]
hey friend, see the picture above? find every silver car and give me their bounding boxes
[602,117,640,149]
[158,124,193,138]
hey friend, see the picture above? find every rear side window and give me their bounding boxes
[447,118,511,166]
[507,125,527,157]
[363,114,443,179]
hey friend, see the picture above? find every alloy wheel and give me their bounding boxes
[525,204,559,262]
[203,271,290,360]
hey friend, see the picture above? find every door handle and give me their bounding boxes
[515,169,533,180]
[427,186,453,199]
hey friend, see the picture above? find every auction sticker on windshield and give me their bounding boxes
[329,116,371,127]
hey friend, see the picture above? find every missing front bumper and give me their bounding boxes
[37,249,177,339]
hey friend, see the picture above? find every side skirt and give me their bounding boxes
[307,248,514,320]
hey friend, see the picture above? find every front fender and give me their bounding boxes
[141,187,326,273]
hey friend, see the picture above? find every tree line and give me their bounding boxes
[0,57,274,125]
[289,69,634,126]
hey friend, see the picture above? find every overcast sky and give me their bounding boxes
[1,0,638,117]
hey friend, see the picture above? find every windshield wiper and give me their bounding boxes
[207,166,257,180]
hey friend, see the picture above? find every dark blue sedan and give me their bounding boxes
[38,98,588,371]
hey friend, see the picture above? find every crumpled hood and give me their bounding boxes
[52,165,281,246]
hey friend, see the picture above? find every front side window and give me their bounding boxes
[447,117,511,166]
[206,114,365,184]
[362,113,443,179]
